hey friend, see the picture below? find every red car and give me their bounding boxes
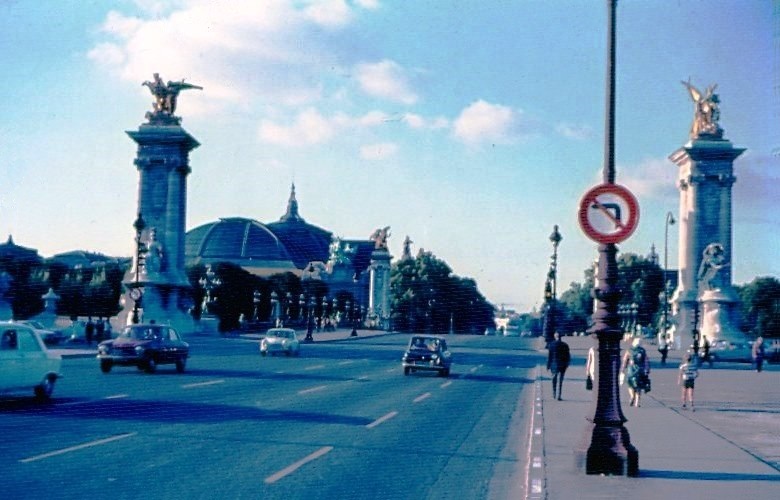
[97,324,189,374]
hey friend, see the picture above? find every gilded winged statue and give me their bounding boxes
[681,79,722,139]
[142,73,202,117]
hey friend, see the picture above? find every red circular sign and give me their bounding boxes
[578,183,639,244]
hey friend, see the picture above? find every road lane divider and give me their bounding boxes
[440,381,453,388]
[20,433,137,463]
[524,367,545,500]
[264,446,334,484]
[413,392,431,403]
[105,394,129,399]
[304,364,326,371]
[337,360,355,366]
[298,385,327,395]
[181,379,225,389]
[366,411,398,429]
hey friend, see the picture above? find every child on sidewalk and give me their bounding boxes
[678,352,699,411]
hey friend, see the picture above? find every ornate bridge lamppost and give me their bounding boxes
[130,213,146,324]
[252,290,262,322]
[304,296,315,342]
[270,291,279,327]
[543,225,562,344]
[575,0,639,476]
[662,212,676,342]
[298,294,305,322]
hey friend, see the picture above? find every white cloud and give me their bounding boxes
[355,60,418,104]
[556,122,593,141]
[403,112,449,130]
[88,1,367,110]
[360,142,398,160]
[258,108,336,146]
[617,157,678,199]
[303,0,352,28]
[355,0,380,9]
[453,100,517,146]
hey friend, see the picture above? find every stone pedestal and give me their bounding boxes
[119,120,199,334]
[669,135,745,349]
[368,249,391,330]
[699,289,742,343]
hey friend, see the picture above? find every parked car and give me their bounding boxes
[402,335,452,377]
[17,320,66,346]
[260,328,300,356]
[0,322,62,399]
[708,340,753,363]
[97,324,189,373]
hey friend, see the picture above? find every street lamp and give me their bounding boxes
[662,212,676,342]
[298,294,305,322]
[130,213,146,324]
[543,225,562,344]
[253,290,262,322]
[285,292,292,325]
[575,0,639,477]
[270,291,279,327]
[304,296,315,342]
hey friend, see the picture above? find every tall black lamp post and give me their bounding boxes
[304,296,315,342]
[543,225,562,344]
[575,0,639,477]
[252,290,261,322]
[131,212,146,324]
[662,211,676,341]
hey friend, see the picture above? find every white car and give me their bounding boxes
[0,323,62,399]
[18,320,66,345]
[260,328,300,357]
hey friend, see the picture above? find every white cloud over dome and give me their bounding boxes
[355,60,418,105]
[453,100,517,146]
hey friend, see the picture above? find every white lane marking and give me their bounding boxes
[534,428,542,436]
[264,446,333,484]
[532,456,542,468]
[413,392,431,403]
[298,385,327,395]
[337,360,354,366]
[366,411,398,429]
[357,375,369,381]
[304,364,325,371]
[181,379,225,389]
[105,394,128,399]
[532,479,543,494]
[440,381,453,388]
[20,433,136,463]
[469,366,479,373]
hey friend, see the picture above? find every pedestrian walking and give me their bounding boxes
[547,332,571,401]
[678,352,699,411]
[585,345,595,391]
[621,338,651,407]
[752,336,766,373]
[85,317,95,345]
[658,333,669,365]
[701,335,712,367]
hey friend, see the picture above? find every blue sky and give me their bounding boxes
[1,0,777,312]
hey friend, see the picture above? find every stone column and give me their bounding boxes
[120,121,199,333]
[368,249,392,330]
[669,136,744,349]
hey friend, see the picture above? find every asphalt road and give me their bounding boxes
[0,334,544,500]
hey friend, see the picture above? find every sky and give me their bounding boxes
[1,0,778,313]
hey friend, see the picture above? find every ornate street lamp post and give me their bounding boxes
[575,0,639,476]
[543,225,562,344]
[662,212,676,342]
[304,296,315,342]
[131,213,146,324]
[298,294,305,322]
[285,292,292,325]
[270,291,279,327]
[253,290,262,322]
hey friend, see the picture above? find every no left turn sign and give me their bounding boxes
[578,183,639,244]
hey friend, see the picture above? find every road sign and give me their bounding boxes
[578,183,639,244]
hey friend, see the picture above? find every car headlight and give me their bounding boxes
[135,346,145,354]
[98,345,109,355]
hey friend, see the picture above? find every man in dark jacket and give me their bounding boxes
[547,332,571,400]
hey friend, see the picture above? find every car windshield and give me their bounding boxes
[270,330,293,339]
[410,338,439,351]
[120,327,162,340]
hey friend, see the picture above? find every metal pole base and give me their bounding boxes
[575,423,638,476]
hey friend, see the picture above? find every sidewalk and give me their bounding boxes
[535,337,780,499]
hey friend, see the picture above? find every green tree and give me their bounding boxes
[736,277,780,339]
[390,250,493,334]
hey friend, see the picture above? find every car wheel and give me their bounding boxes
[404,366,410,375]
[100,360,113,373]
[442,368,450,377]
[285,350,292,357]
[175,357,186,373]
[261,350,267,356]
[34,376,56,400]
[144,357,157,373]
